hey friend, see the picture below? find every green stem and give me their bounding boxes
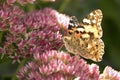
[58,0,70,12]
[11,59,26,80]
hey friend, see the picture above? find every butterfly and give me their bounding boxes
[62,9,104,62]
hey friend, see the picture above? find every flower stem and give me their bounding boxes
[11,59,26,80]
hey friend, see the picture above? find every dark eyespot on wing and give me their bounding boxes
[68,31,73,35]
[68,24,74,30]
[75,30,80,34]
[80,31,86,34]
[68,30,74,35]
[88,32,94,39]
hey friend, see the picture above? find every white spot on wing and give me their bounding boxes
[92,19,96,24]
[77,28,85,32]
[83,18,90,24]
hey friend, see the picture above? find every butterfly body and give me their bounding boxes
[63,9,104,62]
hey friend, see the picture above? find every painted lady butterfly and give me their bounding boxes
[62,9,104,62]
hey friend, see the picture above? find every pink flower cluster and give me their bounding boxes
[7,0,36,5]
[100,66,120,80]
[0,4,69,63]
[17,50,120,80]
[0,5,24,30]
[6,0,56,5]
[17,50,100,80]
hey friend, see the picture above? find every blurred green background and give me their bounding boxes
[0,0,120,79]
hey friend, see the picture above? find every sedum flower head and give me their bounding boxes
[17,50,100,80]
[0,6,69,63]
[99,66,120,80]
[7,0,36,5]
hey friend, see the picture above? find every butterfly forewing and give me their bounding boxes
[81,9,103,39]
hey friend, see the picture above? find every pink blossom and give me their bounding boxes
[0,5,24,30]
[0,6,69,63]
[7,0,36,4]
[99,66,120,80]
[17,50,100,80]
[7,0,16,4]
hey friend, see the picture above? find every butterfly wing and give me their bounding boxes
[63,9,104,62]
[80,9,103,39]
